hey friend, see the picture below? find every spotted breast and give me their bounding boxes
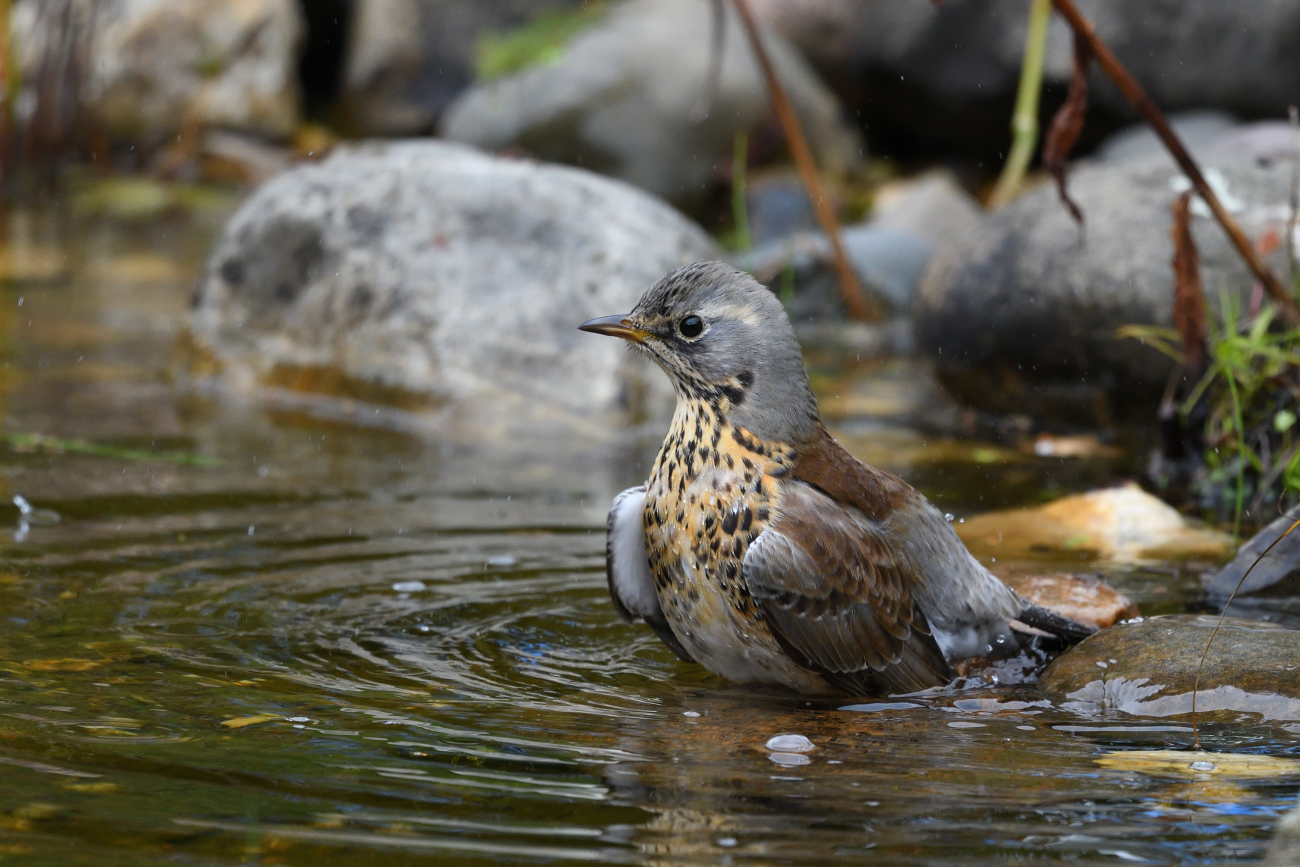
[642,395,830,692]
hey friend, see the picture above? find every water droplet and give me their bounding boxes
[392,581,427,593]
[768,752,811,767]
[765,734,814,752]
[486,555,517,568]
[944,513,954,522]
[682,711,700,717]
[717,838,737,848]
[1189,761,1216,772]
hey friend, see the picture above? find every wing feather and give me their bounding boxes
[743,480,951,696]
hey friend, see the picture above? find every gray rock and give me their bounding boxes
[340,0,583,135]
[746,172,818,248]
[915,152,1295,421]
[1095,110,1240,165]
[739,225,932,320]
[1209,504,1300,619]
[12,0,304,147]
[1040,615,1300,721]
[1266,804,1300,867]
[188,140,717,436]
[439,0,862,208]
[869,171,982,254]
[749,0,1300,154]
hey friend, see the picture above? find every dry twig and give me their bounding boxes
[729,0,879,320]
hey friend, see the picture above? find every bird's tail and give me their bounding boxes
[1014,601,1096,644]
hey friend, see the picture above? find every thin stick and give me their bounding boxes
[1190,517,1300,749]
[1288,106,1298,294]
[0,0,11,186]
[729,0,881,321]
[1049,0,1300,327]
[989,0,1051,209]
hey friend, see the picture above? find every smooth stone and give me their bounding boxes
[1095,110,1240,166]
[749,0,1300,155]
[340,0,583,134]
[916,153,1295,421]
[1266,803,1300,867]
[1041,615,1300,721]
[188,140,715,436]
[955,483,1233,565]
[440,0,861,208]
[868,171,982,254]
[13,0,304,146]
[1209,504,1300,599]
[994,569,1138,631]
[739,225,933,320]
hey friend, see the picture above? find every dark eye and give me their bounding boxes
[678,315,704,338]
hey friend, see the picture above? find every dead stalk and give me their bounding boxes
[1049,0,1300,327]
[728,0,880,321]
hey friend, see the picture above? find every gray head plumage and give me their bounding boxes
[598,261,821,445]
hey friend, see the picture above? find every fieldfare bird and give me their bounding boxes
[580,262,1092,696]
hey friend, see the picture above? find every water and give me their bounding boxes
[0,197,1295,865]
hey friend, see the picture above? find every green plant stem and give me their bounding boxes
[731,131,750,252]
[988,0,1051,209]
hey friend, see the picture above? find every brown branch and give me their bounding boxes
[1041,32,1090,226]
[1171,191,1208,374]
[1049,0,1300,327]
[729,0,881,321]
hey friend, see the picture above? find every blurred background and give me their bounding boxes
[0,2,1297,864]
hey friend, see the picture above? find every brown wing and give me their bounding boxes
[742,479,951,696]
[791,427,917,520]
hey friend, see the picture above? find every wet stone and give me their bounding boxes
[955,483,1233,566]
[995,569,1139,631]
[1209,503,1300,618]
[1040,615,1300,721]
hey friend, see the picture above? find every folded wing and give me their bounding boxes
[743,480,951,695]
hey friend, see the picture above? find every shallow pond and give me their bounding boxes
[0,198,1295,865]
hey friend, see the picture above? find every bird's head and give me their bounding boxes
[580,261,820,445]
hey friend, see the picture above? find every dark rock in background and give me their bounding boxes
[340,0,583,135]
[738,171,981,320]
[189,141,718,435]
[1209,504,1300,628]
[915,144,1295,423]
[751,0,1300,157]
[439,0,861,208]
[12,0,305,147]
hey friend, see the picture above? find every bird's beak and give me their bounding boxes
[578,314,652,343]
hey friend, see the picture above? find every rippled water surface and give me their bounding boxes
[0,201,1296,865]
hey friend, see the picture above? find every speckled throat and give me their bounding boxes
[641,394,827,691]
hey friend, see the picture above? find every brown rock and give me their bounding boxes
[955,483,1233,565]
[995,568,1139,631]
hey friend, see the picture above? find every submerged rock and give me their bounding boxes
[440,0,861,208]
[1041,615,1300,721]
[955,483,1233,565]
[188,140,715,435]
[13,0,304,146]
[916,152,1296,420]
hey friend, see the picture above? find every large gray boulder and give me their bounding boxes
[915,149,1295,421]
[12,0,304,146]
[439,0,862,208]
[188,141,717,436]
[749,0,1300,154]
[340,0,583,135]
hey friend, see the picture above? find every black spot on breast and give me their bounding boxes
[740,507,753,532]
[721,510,738,535]
[737,370,754,388]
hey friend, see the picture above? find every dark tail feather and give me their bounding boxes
[1015,603,1096,644]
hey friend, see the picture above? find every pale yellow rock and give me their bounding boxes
[956,482,1233,564]
[1096,749,1300,779]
